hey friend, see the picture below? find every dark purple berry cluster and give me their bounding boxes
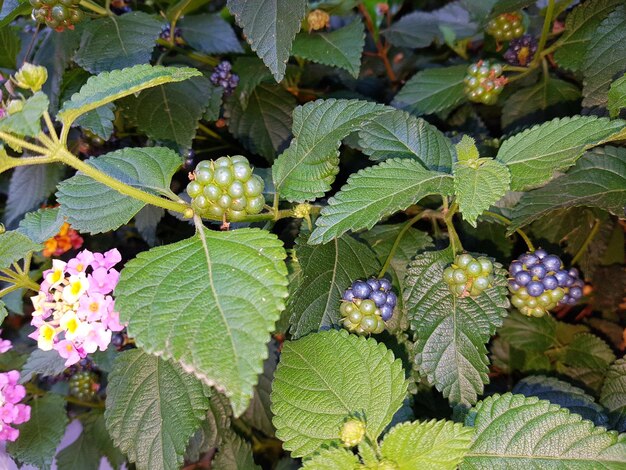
[504,35,538,67]
[340,278,397,335]
[210,61,240,96]
[160,24,183,45]
[508,249,583,317]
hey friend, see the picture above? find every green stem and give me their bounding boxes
[25,383,105,409]
[533,0,555,67]
[42,111,59,143]
[197,123,223,141]
[571,218,601,265]
[444,202,462,254]
[482,211,535,251]
[0,284,21,297]
[155,39,219,66]
[0,131,49,155]
[503,65,528,73]
[78,0,109,15]
[378,210,425,278]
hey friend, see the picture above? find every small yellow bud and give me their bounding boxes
[340,418,366,447]
[5,100,24,115]
[293,202,312,219]
[13,63,48,92]
[307,9,330,32]
[183,208,195,219]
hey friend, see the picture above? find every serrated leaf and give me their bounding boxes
[271,330,407,457]
[179,13,243,54]
[0,26,20,69]
[114,228,288,415]
[513,375,608,426]
[185,393,232,461]
[0,92,49,137]
[498,310,557,351]
[272,99,389,202]
[608,72,626,118]
[301,447,361,469]
[601,358,626,431]
[74,12,162,74]
[105,350,211,470]
[582,5,626,108]
[231,56,274,109]
[495,115,626,191]
[357,109,456,173]
[462,393,626,468]
[454,159,510,227]
[287,234,379,339]
[0,230,41,269]
[226,83,295,162]
[227,0,306,82]
[403,248,510,406]
[380,419,473,470]
[455,135,479,163]
[20,349,67,384]
[554,0,623,71]
[56,147,181,234]
[292,20,364,78]
[510,146,626,230]
[59,64,201,128]
[6,394,69,470]
[17,207,64,243]
[75,103,114,141]
[213,433,261,469]
[392,65,467,116]
[309,159,453,244]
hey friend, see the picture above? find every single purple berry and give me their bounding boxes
[534,249,547,259]
[569,286,583,299]
[380,305,393,321]
[543,255,562,273]
[568,268,579,278]
[555,270,570,287]
[527,281,544,297]
[367,278,381,291]
[509,280,521,291]
[509,261,523,276]
[343,289,355,302]
[370,290,387,308]
[352,281,371,299]
[542,275,558,290]
[520,253,539,267]
[529,264,547,279]
[515,271,532,286]
[379,278,392,291]
[385,291,397,307]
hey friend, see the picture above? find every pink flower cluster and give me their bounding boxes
[0,370,31,441]
[29,249,125,366]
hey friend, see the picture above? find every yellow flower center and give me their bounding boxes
[89,302,99,312]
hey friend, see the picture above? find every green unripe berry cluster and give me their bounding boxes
[464,60,507,105]
[69,371,100,401]
[339,298,385,335]
[186,156,265,221]
[510,286,564,318]
[31,0,83,31]
[443,253,494,298]
[486,12,525,41]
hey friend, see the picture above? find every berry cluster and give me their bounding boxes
[508,249,584,317]
[31,0,83,31]
[504,35,538,66]
[186,156,265,220]
[210,61,239,95]
[340,418,366,447]
[340,278,397,335]
[443,253,494,298]
[464,60,507,105]
[307,9,330,32]
[69,370,100,401]
[486,12,525,41]
[159,25,184,46]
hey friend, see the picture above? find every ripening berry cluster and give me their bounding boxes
[159,25,184,45]
[210,61,239,95]
[464,60,507,105]
[186,156,265,220]
[340,278,397,335]
[486,12,525,41]
[443,253,494,298]
[504,35,538,66]
[508,249,584,317]
[31,0,83,31]
[69,370,100,401]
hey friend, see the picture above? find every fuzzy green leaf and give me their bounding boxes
[213,433,261,469]
[287,234,380,339]
[392,65,467,116]
[0,0,30,28]
[608,73,626,118]
[105,350,211,470]
[114,228,288,415]
[380,420,474,470]
[0,26,20,69]
[20,349,67,384]
[17,208,64,244]
[601,358,626,431]
[309,159,453,244]
[185,393,232,461]
[272,99,389,202]
[56,147,181,234]
[0,92,48,136]
[179,13,243,54]
[227,0,306,82]
[301,448,361,469]
[271,330,407,458]
[292,20,364,78]
[495,115,626,190]
[462,393,626,468]
[0,230,41,270]
[357,109,456,172]
[497,310,557,352]
[403,249,510,406]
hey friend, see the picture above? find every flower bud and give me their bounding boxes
[340,418,366,447]
[307,9,330,32]
[5,100,24,115]
[13,62,48,92]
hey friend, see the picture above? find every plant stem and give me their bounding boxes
[571,218,601,265]
[0,131,48,155]
[155,39,219,66]
[444,202,462,254]
[25,383,105,408]
[358,4,397,82]
[79,0,109,15]
[378,210,425,278]
[482,211,535,251]
[42,111,59,143]
[533,0,555,67]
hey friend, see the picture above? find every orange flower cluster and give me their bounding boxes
[43,223,83,257]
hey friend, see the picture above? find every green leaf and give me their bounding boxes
[105,350,212,470]
[554,0,623,71]
[6,394,69,470]
[582,5,626,108]
[489,0,535,17]
[287,234,380,339]
[455,135,479,163]
[497,310,557,352]
[58,64,201,128]
[165,0,210,21]
[454,159,510,227]
[179,13,243,54]
[403,248,510,406]
[0,300,7,324]
[357,109,456,173]
[380,420,473,470]
[17,207,64,244]
[134,205,164,247]
[226,83,296,162]
[213,433,261,469]
[0,26,20,69]
[392,65,467,116]
[272,99,389,202]
[0,92,49,137]
[75,104,114,141]
[185,393,232,461]
[301,448,361,469]
[271,329,407,458]
[0,230,41,269]
[601,358,626,431]
[510,146,626,230]
[227,0,306,82]
[309,159,453,244]
[608,72,626,118]
[462,393,626,468]
[495,115,626,191]
[292,20,364,78]
[56,147,181,234]
[114,228,288,415]
[0,0,30,28]
[74,12,163,74]
[20,349,68,383]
